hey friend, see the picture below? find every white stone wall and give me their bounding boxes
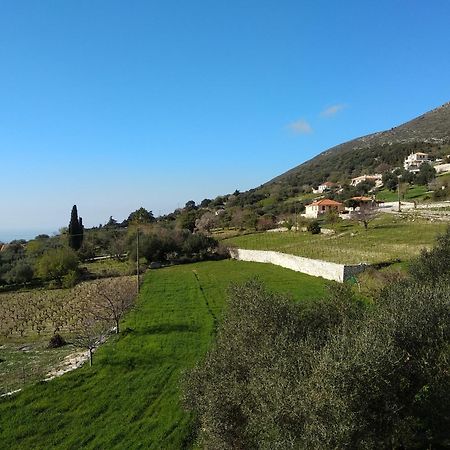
[434,163,450,174]
[230,248,367,283]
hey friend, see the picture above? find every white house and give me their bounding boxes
[304,199,344,218]
[350,174,383,188]
[403,152,429,173]
[312,181,335,194]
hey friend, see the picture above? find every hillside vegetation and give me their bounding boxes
[270,102,450,188]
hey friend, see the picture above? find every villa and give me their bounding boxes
[350,174,383,188]
[403,152,429,173]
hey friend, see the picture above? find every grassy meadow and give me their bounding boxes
[0,260,327,449]
[80,258,135,277]
[375,185,429,202]
[224,214,448,264]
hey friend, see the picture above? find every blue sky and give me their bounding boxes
[1,0,449,240]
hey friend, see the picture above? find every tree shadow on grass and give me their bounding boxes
[123,324,201,336]
[103,352,167,369]
[371,223,403,230]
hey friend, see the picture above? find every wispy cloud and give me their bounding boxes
[287,119,313,134]
[321,103,347,117]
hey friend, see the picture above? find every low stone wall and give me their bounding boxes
[230,248,368,283]
[434,163,450,174]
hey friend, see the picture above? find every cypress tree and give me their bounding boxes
[68,205,84,250]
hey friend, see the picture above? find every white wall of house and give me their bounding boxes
[304,205,320,218]
[304,204,343,218]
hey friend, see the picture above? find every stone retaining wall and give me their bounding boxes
[230,248,368,282]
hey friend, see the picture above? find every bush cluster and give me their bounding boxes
[129,228,223,264]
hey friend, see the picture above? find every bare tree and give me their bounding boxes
[354,203,378,230]
[87,277,136,334]
[71,315,109,366]
[195,212,218,234]
[108,233,128,261]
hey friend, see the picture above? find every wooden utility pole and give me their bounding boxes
[136,227,140,294]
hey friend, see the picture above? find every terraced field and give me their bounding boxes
[225,215,447,264]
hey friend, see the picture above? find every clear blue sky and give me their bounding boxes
[1,0,449,240]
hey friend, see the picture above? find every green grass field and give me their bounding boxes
[0,260,327,449]
[375,185,429,202]
[225,214,447,264]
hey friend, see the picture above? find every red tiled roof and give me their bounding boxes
[309,199,343,207]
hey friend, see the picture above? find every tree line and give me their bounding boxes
[0,204,226,288]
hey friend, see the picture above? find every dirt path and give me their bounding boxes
[44,350,90,381]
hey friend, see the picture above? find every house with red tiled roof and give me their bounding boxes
[304,199,344,218]
[347,196,379,211]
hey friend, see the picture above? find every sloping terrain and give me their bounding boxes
[270,102,450,188]
[0,260,327,449]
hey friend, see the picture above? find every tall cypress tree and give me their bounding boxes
[68,205,84,250]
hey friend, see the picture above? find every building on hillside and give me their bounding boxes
[304,199,344,218]
[348,196,378,210]
[403,152,429,173]
[312,181,336,194]
[350,174,383,188]
[340,196,380,219]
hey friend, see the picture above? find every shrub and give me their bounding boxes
[62,269,80,288]
[256,215,276,231]
[5,261,34,284]
[182,233,217,256]
[324,209,340,224]
[409,226,450,281]
[48,333,67,348]
[307,220,321,234]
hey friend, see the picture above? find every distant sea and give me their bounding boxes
[0,229,59,243]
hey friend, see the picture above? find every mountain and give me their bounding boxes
[269,102,450,188]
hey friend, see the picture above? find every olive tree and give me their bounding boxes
[35,247,79,283]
